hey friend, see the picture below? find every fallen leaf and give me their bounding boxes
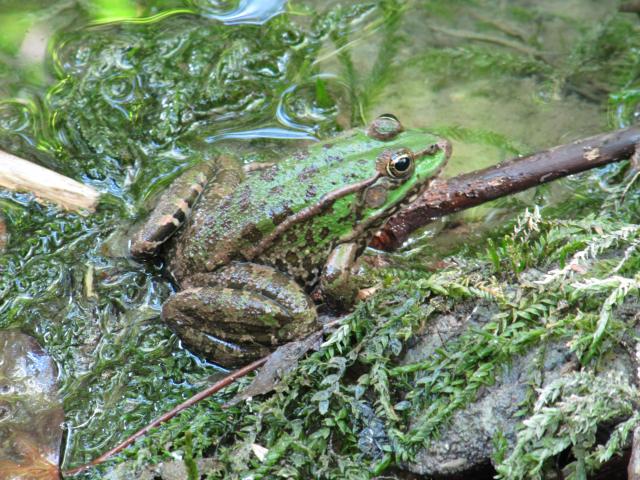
[227,332,322,405]
[0,331,63,480]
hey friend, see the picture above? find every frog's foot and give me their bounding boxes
[319,242,361,310]
[130,154,243,258]
[162,263,319,368]
[130,163,212,258]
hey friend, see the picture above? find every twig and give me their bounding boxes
[62,357,267,477]
[0,149,99,213]
[371,126,640,250]
[620,1,640,14]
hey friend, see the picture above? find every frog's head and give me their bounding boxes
[347,114,450,237]
[243,114,450,262]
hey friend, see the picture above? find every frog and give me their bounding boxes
[130,115,450,367]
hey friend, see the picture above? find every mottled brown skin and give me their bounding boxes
[131,116,449,367]
[163,263,316,366]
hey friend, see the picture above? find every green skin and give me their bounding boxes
[131,116,449,367]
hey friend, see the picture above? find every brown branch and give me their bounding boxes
[62,357,267,477]
[620,1,640,14]
[371,126,640,251]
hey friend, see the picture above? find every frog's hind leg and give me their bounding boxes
[130,155,242,258]
[162,262,319,367]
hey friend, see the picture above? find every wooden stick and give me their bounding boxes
[620,1,640,14]
[62,357,267,477]
[0,149,100,213]
[371,126,640,250]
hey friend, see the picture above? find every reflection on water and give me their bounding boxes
[0,0,636,475]
[192,0,287,25]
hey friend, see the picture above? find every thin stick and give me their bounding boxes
[62,357,267,477]
[0,149,100,213]
[371,126,640,250]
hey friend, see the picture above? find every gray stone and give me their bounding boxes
[400,301,636,477]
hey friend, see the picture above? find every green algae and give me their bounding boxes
[0,0,639,479]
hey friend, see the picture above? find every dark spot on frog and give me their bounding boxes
[293,147,309,160]
[320,227,330,238]
[237,186,252,211]
[271,206,294,226]
[305,225,316,246]
[342,173,359,183]
[305,185,317,199]
[220,216,234,231]
[323,143,333,149]
[242,225,263,244]
[260,165,278,181]
[270,184,284,196]
[325,154,342,166]
[297,165,318,182]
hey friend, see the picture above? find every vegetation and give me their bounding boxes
[1,0,640,479]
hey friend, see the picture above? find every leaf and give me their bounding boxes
[0,435,60,480]
[0,331,63,480]
[228,332,322,405]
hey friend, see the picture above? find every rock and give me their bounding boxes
[400,301,636,478]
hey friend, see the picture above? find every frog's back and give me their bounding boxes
[168,131,386,285]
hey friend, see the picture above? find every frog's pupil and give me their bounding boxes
[394,156,411,172]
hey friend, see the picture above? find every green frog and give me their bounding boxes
[131,115,450,367]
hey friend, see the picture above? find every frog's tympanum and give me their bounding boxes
[131,115,450,367]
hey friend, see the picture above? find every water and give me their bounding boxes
[0,0,635,474]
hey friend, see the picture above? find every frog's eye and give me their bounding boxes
[387,149,414,178]
[378,113,399,122]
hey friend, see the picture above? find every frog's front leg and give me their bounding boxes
[319,242,361,310]
[130,155,242,258]
[162,262,319,368]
